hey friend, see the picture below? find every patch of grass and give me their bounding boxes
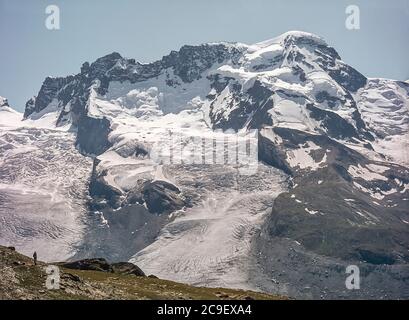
[66,268,285,300]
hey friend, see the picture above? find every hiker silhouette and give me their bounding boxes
[33,251,37,265]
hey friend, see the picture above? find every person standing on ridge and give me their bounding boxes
[33,251,37,266]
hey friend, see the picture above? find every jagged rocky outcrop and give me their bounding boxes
[23,32,373,154]
[0,96,9,108]
[23,45,242,155]
[124,180,186,214]
[59,258,146,276]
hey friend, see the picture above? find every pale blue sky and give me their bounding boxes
[0,0,408,111]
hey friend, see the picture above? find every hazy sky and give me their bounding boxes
[1,0,408,111]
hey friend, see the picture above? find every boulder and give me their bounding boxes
[59,258,146,277]
[125,180,186,214]
[142,180,185,214]
[111,262,145,277]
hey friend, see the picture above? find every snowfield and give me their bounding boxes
[0,105,92,261]
[130,164,286,289]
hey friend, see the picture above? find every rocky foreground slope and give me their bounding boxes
[0,246,284,300]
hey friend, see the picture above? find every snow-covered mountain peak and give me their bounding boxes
[244,30,339,72]
[0,96,23,128]
[252,30,327,49]
[21,31,403,163]
[0,96,19,114]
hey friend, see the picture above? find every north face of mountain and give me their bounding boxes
[22,32,371,152]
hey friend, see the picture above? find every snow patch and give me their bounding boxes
[348,164,388,181]
[305,207,318,215]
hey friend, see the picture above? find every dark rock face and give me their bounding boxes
[90,160,186,214]
[357,249,396,266]
[210,80,274,130]
[61,272,82,282]
[328,63,367,93]
[306,104,360,140]
[315,90,343,108]
[122,180,185,215]
[25,54,124,154]
[141,180,185,215]
[23,76,74,118]
[251,235,409,300]
[161,44,241,83]
[60,258,112,272]
[0,98,10,108]
[59,258,145,276]
[73,203,170,262]
[114,140,148,158]
[89,158,122,208]
[24,97,36,117]
[259,126,368,172]
[251,150,409,299]
[257,125,409,264]
[111,262,145,276]
[258,132,293,175]
[266,169,409,264]
[76,116,112,155]
[253,123,409,298]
